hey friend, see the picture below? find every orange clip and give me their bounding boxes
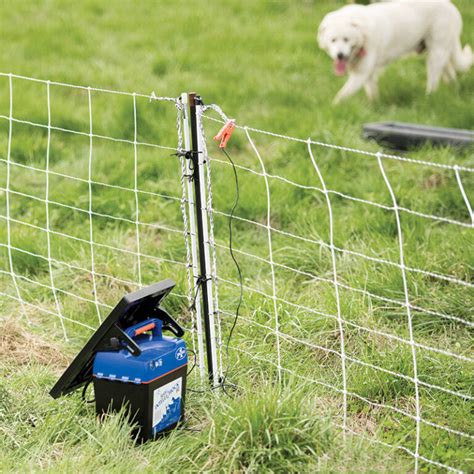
[134,322,155,336]
[213,120,235,148]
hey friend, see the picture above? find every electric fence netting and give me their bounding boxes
[199,106,473,473]
[0,73,214,385]
[0,73,473,473]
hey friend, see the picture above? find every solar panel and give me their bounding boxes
[50,279,177,398]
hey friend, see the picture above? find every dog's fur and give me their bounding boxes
[318,0,472,103]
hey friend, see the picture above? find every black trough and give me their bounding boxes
[363,122,474,150]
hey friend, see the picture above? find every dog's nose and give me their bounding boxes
[337,52,344,60]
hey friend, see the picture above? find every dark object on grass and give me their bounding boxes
[50,279,188,441]
[363,122,474,150]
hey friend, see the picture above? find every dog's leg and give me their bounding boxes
[426,48,451,94]
[334,72,371,104]
[364,75,379,101]
[442,61,457,83]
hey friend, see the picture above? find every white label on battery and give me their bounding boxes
[152,377,182,433]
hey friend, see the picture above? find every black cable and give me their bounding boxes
[219,147,243,391]
[188,275,207,313]
[187,348,197,376]
[186,147,242,398]
[81,378,95,404]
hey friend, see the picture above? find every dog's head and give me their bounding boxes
[317,14,367,76]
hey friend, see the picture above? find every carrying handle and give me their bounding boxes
[125,318,162,340]
[155,309,184,338]
[124,312,184,340]
[133,321,156,336]
[125,308,184,338]
[96,323,142,356]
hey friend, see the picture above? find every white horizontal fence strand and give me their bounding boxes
[0,268,190,332]
[202,113,474,173]
[454,166,474,226]
[377,153,421,473]
[0,72,177,103]
[0,157,182,202]
[0,290,95,331]
[210,156,473,229]
[214,252,473,363]
[0,115,178,152]
[230,343,468,474]
[307,140,348,432]
[0,214,186,267]
[0,185,183,235]
[203,103,229,123]
[0,268,113,309]
[216,276,473,402]
[45,80,67,340]
[212,206,473,289]
[244,127,282,380]
[87,87,102,325]
[221,311,473,440]
[0,286,189,331]
[197,106,223,379]
[213,240,473,329]
[0,241,139,288]
[132,94,142,287]
[342,427,464,474]
[228,344,464,473]
[176,100,198,383]
[4,74,28,321]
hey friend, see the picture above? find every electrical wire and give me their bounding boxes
[186,147,242,397]
[187,348,197,376]
[81,378,95,404]
[218,147,243,392]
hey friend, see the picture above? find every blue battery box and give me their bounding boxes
[92,317,188,440]
[49,280,186,442]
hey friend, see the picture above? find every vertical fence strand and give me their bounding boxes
[132,93,142,287]
[5,74,28,321]
[45,81,67,340]
[245,127,282,380]
[307,140,347,430]
[377,152,421,473]
[87,87,102,325]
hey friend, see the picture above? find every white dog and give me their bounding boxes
[318,0,472,103]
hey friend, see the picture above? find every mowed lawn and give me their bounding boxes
[0,1,473,472]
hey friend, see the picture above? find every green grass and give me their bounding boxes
[0,0,473,472]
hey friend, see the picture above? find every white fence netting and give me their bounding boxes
[200,106,473,473]
[1,73,472,473]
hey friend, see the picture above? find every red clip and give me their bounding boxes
[213,120,235,149]
[134,322,155,336]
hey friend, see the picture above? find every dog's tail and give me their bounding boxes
[452,42,473,72]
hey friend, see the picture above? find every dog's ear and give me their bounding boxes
[317,21,328,49]
[349,17,368,48]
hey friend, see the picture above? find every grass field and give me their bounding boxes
[0,0,473,472]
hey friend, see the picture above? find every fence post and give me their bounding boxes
[180,93,205,381]
[185,92,219,386]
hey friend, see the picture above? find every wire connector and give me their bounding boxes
[213,120,236,149]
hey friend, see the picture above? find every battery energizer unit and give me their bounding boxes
[50,279,188,441]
